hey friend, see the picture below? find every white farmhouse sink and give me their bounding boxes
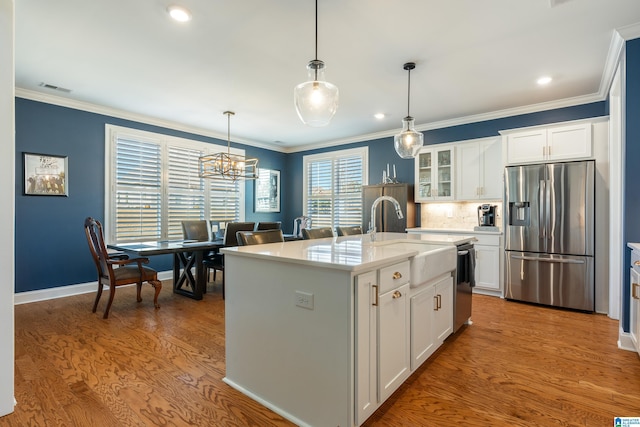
[382,242,457,287]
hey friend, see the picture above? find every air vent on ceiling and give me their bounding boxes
[38,82,72,93]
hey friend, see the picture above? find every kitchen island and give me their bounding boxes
[221,232,472,427]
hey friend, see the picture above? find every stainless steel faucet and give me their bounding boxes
[368,195,404,242]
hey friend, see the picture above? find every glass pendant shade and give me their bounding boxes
[294,60,339,127]
[394,116,424,159]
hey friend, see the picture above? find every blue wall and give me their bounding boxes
[15,97,608,295]
[15,98,286,292]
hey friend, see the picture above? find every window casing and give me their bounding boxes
[303,147,368,229]
[105,125,245,243]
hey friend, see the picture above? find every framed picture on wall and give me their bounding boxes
[254,168,280,213]
[23,152,68,196]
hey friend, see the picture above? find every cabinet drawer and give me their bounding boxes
[474,234,501,246]
[379,261,410,293]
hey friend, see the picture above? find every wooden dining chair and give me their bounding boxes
[236,229,285,246]
[84,217,162,319]
[202,221,255,299]
[301,227,335,239]
[181,219,222,289]
[336,226,362,236]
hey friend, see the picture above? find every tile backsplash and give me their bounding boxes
[420,201,503,229]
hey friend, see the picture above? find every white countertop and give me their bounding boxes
[407,227,503,235]
[221,232,473,272]
[628,242,640,252]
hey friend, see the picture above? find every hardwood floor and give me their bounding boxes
[3,282,639,426]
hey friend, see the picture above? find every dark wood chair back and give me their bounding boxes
[181,220,211,241]
[256,221,282,231]
[83,217,162,319]
[301,227,335,240]
[336,226,362,236]
[236,229,285,246]
[223,222,256,247]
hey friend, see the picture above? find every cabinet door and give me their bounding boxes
[378,282,410,402]
[474,244,500,291]
[435,148,454,200]
[547,123,592,161]
[505,130,546,164]
[456,142,480,200]
[433,276,454,343]
[631,267,640,355]
[415,151,433,201]
[355,271,378,425]
[479,137,503,199]
[410,285,436,370]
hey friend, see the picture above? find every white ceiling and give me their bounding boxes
[14,0,640,152]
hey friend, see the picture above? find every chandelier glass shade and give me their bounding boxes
[394,62,424,159]
[294,0,339,126]
[199,111,258,182]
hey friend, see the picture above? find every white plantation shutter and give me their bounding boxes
[106,125,244,243]
[303,147,368,229]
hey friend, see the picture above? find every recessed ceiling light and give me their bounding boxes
[537,76,552,86]
[167,5,192,22]
[374,113,385,120]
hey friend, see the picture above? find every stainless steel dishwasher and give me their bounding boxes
[455,242,475,332]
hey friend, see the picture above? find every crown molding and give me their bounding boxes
[14,88,287,153]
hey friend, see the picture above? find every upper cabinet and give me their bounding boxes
[415,145,455,202]
[502,121,593,165]
[456,137,502,201]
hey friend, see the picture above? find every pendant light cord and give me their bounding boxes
[314,0,319,80]
[407,67,411,118]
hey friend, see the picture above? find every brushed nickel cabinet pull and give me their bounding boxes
[392,290,402,299]
[392,272,402,280]
[372,285,379,306]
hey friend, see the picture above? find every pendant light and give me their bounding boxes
[199,111,259,182]
[294,0,339,127]
[394,62,424,159]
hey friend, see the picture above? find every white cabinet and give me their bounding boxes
[456,137,503,200]
[355,262,411,425]
[474,234,502,295]
[503,121,592,165]
[415,145,455,202]
[630,248,640,356]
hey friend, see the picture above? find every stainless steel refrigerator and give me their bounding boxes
[504,160,595,311]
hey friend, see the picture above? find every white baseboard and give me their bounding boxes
[14,270,174,305]
[618,330,636,352]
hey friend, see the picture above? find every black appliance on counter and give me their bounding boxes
[477,204,497,227]
[454,242,475,332]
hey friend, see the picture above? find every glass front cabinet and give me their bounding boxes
[415,145,455,202]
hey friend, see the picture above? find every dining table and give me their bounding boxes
[107,239,224,300]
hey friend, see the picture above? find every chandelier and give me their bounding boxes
[199,111,258,181]
[394,62,424,159]
[293,0,339,127]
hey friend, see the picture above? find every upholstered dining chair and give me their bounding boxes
[236,229,285,246]
[301,227,335,240]
[336,226,362,236]
[181,219,222,286]
[84,217,162,319]
[202,221,255,299]
[255,221,282,231]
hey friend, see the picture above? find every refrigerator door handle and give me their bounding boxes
[510,254,586,264]
[545,179,552,243]
[539,180,546,239]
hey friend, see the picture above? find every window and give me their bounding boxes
[105,125,245,243]
[303,147,368,229]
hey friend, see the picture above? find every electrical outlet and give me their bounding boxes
[295,291,314,310]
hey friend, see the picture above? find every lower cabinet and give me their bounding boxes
[410,274,453,370]
[474,234,502,295]
[630,247,640,356]
[355,264,411,425]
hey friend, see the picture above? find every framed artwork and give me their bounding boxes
[23,152,68,196]
[254,168,280,212]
